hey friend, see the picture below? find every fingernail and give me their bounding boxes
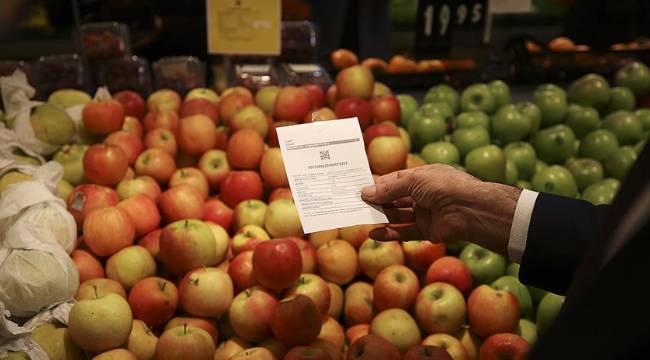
[361,185,376,197]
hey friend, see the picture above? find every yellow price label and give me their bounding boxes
[207,0,281,55]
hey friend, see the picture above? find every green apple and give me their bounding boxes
[450,163,466,172]
[419,102,455,125]
[397,94,419,128]
[31,323,85,360]
[604,146,637,180]
[582,182,617,205]
[534,159,548,176]
[517,180,533,190]
[601,177,621,192]
[408,113,447,149]
[53,144,88,185]
[601,110,644,145]
[533,86,567,127]
[505,262,520,277]
[2,351,29,359]
[565,158,604,191]
[0,171,32,192]
[460,84,497,114]
[564,104,600,139]
[504,142,537,181]
[532,165,578,197]
[68,293,133,352]
[30,103,76,147]
[536,293,565,336]
[605,86,635,114]
[634,109,650,131]
[452,126,491,158]
[491,275,533,319]
[491,104,532,144]
[505,159,519,185]
[12,149,40,165]
[47,88,92,108]
[568,73,611,112]
[516,101,542,135]
[57,179,73,201]
[615,61,650,96]
[459,244,506,285]
[445,240,470,255]
[517,319,538,346]
[488,80,512,108]
[465,145,507,183]
[255,86,280,114]
[579,129,620,162]
[421,142,460,165]
[424,84,460,114]
[532,124,576,164]
[634,139,647,155]
[535,83,564,94]
[508,262,548,305]
[455,110,490,129]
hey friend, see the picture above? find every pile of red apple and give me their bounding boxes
[22,59,650,360]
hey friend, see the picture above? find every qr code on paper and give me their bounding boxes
[320,150,330,161]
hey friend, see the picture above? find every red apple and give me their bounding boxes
[223,86,254,102]
[229,286,279,342]
[177,114,217,156]
[71,249,104,283]
[169,167,210,199]
[176,152,199,168]
[336,65,374,100]
[75,278,126,301]
[367,136,407,175]
[317,316,345,351]
[334,98,371,130]
[467,285,520,338]
[358,239,404,279]
[144,128,177,156]
[116,175,161,201]
[327,282,344,320]
[402,241,445,274]
[117,194,161,237]
[227,129,265,169]
[286,273,331,320]
[159,184,205,222]
[220,171,263,208]
[155,324,215,360]
[128,276,179,327]
[373,264,419,311]
[414,282,466,335]
[181,98,219,123]
[284,346,331,360]
[422,334,468,360]
[158,219,218,275]
[114,90,146,119]
[326,85,338,108]
[304,107,337,123]
[219,93,254,125]
[370,95,400,124]
[271,295,322,346]
[83,144,128,186]
[215,125,230,151]
[302,84,325,109]
[269,187,293,202]
[363,122,399,148]
[104,130,144,165]
[165,317,219,345]
[346,334,401,360]
[345,324,370,345]
[105,245,156,289]
[259,147,288,188]
[147,89,181,113]
[317,240,358,285]
[344,282,374,326]
[230,104,269,138]
[253,239,302,290]
[122,115,143,139]
[138,228,161,259]
[309,339,341,360]
[424,256,473,295]
[274,86,312,122]
[83,206,135,257]
[402,345,453,360]
[204,198,234,231]
[232,225,270,255]
[179,267,234,318]
[267,120,297,147]
[198,150,231,191]
[134,148,177,184]
[339,224,375,249]
[143,110,179,134]
[83,99,125,135]
[290,237,317,274]
[479,333,530,360]
[309,229,340,250]
[67,184,119,228]
[229,251,257,292]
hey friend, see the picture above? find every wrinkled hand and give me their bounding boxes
[361,164,521,255]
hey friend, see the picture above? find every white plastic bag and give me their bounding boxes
[0,302,58,360]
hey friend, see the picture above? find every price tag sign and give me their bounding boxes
[207,0,281,55]
[415,0,487,56]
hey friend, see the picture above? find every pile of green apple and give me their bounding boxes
[399,61,649,205]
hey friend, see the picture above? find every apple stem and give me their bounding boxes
[184,323,188,335]
[160,281,167,292]
[184,220,188,228]
[92,285,98,299]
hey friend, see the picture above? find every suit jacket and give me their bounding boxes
[520,144,650,359]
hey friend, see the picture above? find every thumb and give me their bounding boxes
[361,176,411,205]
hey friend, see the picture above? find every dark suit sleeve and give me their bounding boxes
[519,193,609,295]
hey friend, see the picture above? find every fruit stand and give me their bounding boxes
[1,1,649,360]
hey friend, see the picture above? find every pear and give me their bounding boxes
[31,323,85,360]
[30,103,75,146]
[1,351,30,360]
[53,144,88,185]
[0,171,32,193]
[12,149,40,165]
[48,89,92,109]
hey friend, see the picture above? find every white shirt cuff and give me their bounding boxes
[508,189,539,263]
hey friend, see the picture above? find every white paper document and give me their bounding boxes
[276,118,388,233]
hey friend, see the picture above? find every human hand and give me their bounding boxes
[361,164,521,255]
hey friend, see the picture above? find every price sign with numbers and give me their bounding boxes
[415,0,487,57]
